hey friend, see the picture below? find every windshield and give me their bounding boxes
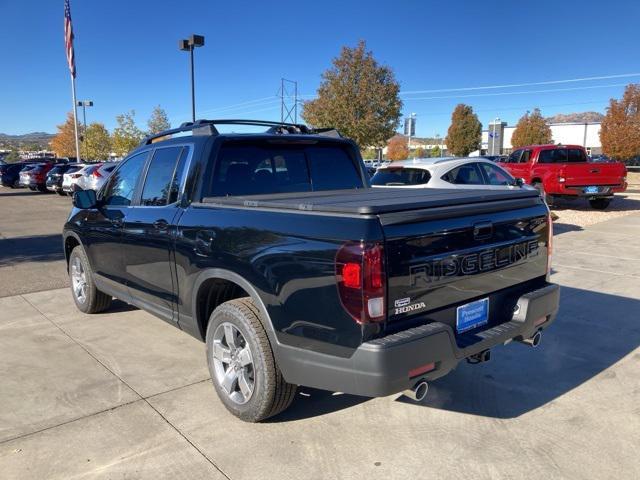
[371,167,431,186]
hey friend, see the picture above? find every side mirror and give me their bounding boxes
[514,177,525,187]
[73,189,98,209]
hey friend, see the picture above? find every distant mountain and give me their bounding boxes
[545,112,604,124]
[0,132,54,149]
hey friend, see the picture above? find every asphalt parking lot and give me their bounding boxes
[1,188,639,479]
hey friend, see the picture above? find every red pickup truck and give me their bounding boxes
[501,144,627,209]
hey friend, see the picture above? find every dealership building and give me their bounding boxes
[481,121,603,156]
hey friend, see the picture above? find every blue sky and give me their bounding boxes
[1,0,639,137]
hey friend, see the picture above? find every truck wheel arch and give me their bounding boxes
[63,232,82,269]
[192,269,280,352]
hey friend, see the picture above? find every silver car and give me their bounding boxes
[371,157,534,191]
[75,162,117,192]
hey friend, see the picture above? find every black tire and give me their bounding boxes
[589,198,611,210]
[68,246,112,314]
[57,190,66,196]
[206,297,297,422]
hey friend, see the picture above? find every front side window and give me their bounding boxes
[140,147,184,206]
[102,152,148,206]
[508,150,522,163]
[442,163,485,185]
[479,163,514,185]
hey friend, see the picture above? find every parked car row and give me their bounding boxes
[0,159,117,196]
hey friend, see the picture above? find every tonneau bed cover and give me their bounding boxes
[201,187,541,215]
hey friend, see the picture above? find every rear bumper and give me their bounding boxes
[278,283,560,397]
[560,183,627,197]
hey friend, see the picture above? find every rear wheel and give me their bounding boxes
[68,246,112,314]
[206,297,297,422]
[589,198,611,210]
[57,190,66,196]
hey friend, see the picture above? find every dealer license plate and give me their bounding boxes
[456,298,489,333]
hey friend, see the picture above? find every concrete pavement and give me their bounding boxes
[1,212,639,479]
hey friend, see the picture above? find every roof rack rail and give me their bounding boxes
[140,119,340,146]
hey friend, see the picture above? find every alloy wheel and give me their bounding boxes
[212,322,255,405]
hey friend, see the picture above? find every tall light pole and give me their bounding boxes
[76,100,93,133]
[179,34,205,122]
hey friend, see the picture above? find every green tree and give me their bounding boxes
[413,147,425,158]
[446,104,482,156]
[600,84,640,161]
[147,105,171,135]
[302,40,402,148]
[112,110,144,157]
[430,145,441,157]
[81,123,112,161]
[361,148,378,160]
[511,108,552,148]
[4,149,21,163]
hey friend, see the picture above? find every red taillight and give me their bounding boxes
[336,242,386,323]
[92,169,103,178]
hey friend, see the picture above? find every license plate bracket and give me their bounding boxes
[456,298,489,333]
[584,186,599,194]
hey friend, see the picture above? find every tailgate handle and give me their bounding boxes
[590,169,600,173]
[473,221,493,240]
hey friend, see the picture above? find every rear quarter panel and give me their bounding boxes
[175,205,384,354]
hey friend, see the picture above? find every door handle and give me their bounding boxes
[590,169,600,174]
[110,218,123,227]
[153,219,169,231]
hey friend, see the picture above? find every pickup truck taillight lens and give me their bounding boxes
[91,169,103,178]
[336,242,386,323]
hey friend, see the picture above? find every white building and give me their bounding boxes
[480,122,602,156]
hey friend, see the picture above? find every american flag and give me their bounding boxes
[64,0,76,78]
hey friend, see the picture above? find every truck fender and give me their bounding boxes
[191,268,282,355]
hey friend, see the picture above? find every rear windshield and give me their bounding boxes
[205,142,363,197]
[371,167,431,186]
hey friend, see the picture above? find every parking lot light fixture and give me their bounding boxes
[179,34,205,122]
[76,100,93,134]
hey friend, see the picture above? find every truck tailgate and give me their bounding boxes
[562,162,626,188]
[382,203,550,334]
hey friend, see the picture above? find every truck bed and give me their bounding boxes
[201,187,540,215]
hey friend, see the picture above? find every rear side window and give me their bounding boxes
[371,168,431,186]
[442,163,485,185]
[206,143,363,197]
[140,147,185,206]
[507,150,522,163]
[568,148,587,162]
[538,149,568,163]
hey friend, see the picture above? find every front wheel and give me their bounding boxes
[589,198,611,210]
[68,246,112,313]
[206,297,297,422]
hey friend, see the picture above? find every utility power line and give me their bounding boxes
[400,72,640,95]
[404,83,628,101]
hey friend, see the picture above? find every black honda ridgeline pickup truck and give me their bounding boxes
[64,120,559,422]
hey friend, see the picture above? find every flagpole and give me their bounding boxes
[70,75,81,160]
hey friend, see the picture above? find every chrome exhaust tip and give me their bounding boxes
[404,380,429,402]
[519,330,542,348]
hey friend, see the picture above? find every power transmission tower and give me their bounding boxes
[279,78,298,123]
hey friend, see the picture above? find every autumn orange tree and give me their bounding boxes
[600,84,640,161]
[511,108,552,148]
[386,136,409,161]
[302,41,402,148]
[50,112,81,157]
[445,104,481,156]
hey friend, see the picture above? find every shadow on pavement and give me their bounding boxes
[0,234,65,266]
[273,285,639,421]
[553,223,584,235]
[404,285,640,418]
[0,190,49,197]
